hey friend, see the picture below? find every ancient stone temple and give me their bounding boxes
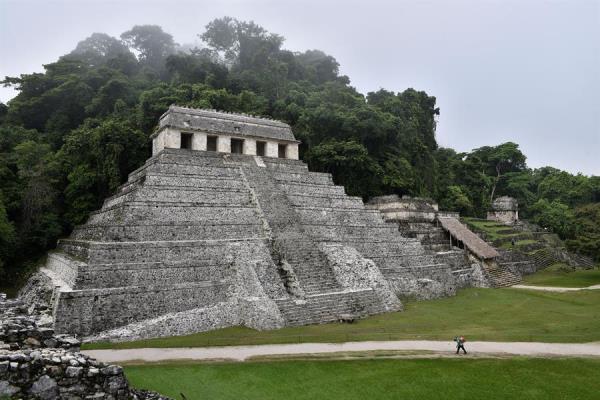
[367,195,542,289]
[487,196,519,225]
[24,106,486,340]
[367,195,491,290]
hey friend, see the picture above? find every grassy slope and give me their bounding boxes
[462,218,516,241]
[124,358,600,400]
[84,288,600,349]
[463,218,600,285]
[522,265,600,287]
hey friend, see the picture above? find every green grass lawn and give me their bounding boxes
[124,358,600,400]
[462,218,511,241]
[523,265,600,287]
[84,287,600,350]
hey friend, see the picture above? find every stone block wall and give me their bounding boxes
[487,210,519,225]
[487,196,519,225]
[52,282,229,335]
[0,294,169,399]
[266,141,279,158]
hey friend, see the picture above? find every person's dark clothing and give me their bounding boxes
[454,336,467,354]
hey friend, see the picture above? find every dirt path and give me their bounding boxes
[82,340,600,363]
[512,284,600,292]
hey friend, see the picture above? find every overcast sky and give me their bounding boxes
[1,0,598,175]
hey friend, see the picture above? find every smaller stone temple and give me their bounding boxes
[487,196,519,225]
[367,195,520,288]
[367,195,498,260]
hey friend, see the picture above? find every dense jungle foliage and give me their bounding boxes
[1,18,598,284]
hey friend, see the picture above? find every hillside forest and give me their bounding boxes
[1,18,598,284]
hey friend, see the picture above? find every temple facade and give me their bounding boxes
[152,106,300,159]
[487,196,519,225]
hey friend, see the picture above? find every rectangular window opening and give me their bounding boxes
[207,136,218,152]
[256,141,266,156]
[278,144,287,159]
[231,138,244,154]
[181,133,193,150]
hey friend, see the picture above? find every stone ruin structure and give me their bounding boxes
[0,293,168,399]
[367,195,548,288]
[367,195,578,288]
[23,106,504,341]
[367,196,493,288]
[487,196,519,225]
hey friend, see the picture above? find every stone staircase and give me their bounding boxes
[277,241,341,295]
[366,200,488,293]
[494,249,536,277]
[483,262,522,288]
[238,160,396,323]
[569,253,595,269]
[397,221,450,252]
[241,164,343,297]
[529,248,561,270]
[268,167,461,300]
[462,218,596,279]
[275,289,380,326]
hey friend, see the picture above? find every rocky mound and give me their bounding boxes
[0,293,170,399]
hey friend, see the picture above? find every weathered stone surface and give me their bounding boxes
[491,196,518,211]
[0,293,170,400]
[65,365,83,378]
[368,195,495,292]
[30,375,58,399]
[320,244,401,311]
[487,196,519,224]
[100,365,122,376]
[158,105,297,142]
[0,380,21,396]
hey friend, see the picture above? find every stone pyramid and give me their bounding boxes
[24,107,467,339]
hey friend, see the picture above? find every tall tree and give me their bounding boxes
[467,142,526,203]
[201,17,283,69]
[121,25,176,73]
[66,33,134,67]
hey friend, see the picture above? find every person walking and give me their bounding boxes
[454,336,467,355]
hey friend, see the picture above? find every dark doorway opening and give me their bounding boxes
[256,141,266,156]
[181,133,193,149]
[207,136,218,152]
[278,144,287,158]
[231,138,244,154]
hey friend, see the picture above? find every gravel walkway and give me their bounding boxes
[83,340,600,362]
[512,284,600,292]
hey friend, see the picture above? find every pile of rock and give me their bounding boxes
[1,293,171,399]
[1,315,80,353]
[2,349,127,398]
